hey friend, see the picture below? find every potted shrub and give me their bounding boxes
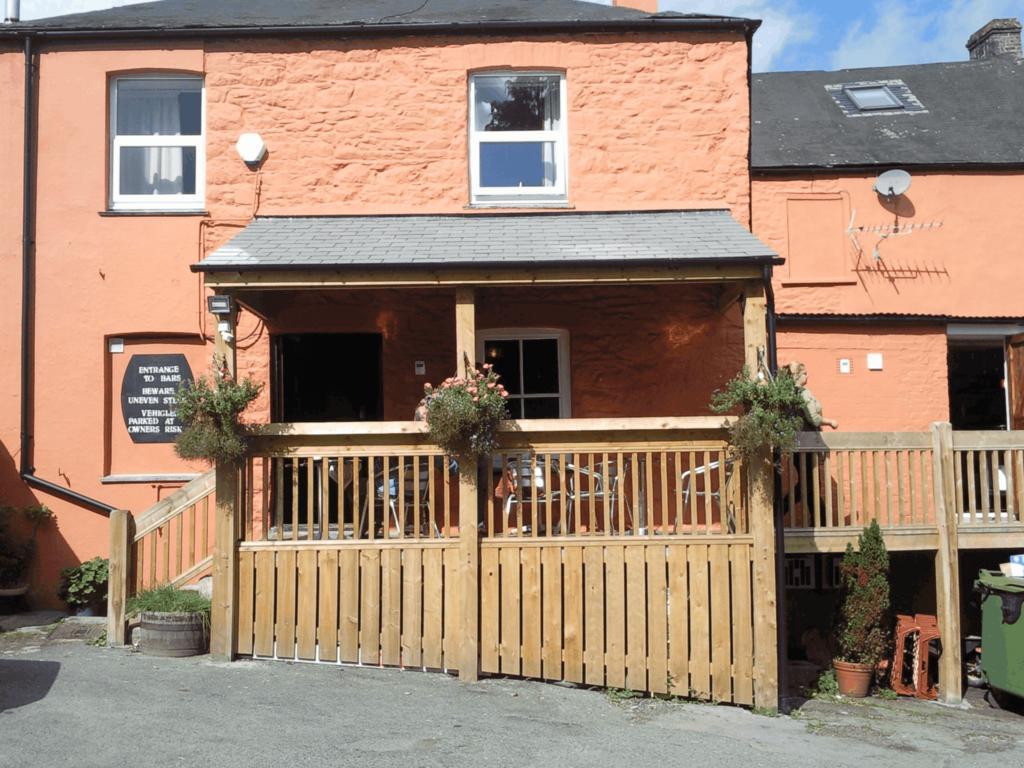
[834,520,891,697]
[127,584,211,657]
[423,359,510,461]
[0,504,53,607]
[58,556,109,616]
[709,366,806,460]
[175,354,263,464]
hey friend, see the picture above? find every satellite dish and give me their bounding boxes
[873,169,912,197]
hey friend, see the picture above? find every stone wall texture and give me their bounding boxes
[752,173,1024,318]
[203,33,751,223]
[0,32,752,604]
[777,324,950,432]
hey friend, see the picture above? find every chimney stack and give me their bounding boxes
[3,0,19,24]
[966,18,1021,60]
[613,1,658,12]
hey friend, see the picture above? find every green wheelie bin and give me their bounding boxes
[975,570,1024,703]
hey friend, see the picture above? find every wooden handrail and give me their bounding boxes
[133,469,215,540]
[246,416,730,437]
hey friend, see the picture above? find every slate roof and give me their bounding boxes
[5,0,755,34]
[752,56,1024,170]
[193,210,779,272]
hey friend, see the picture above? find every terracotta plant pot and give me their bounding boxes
[834,660,873,697]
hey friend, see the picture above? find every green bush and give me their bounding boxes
[58,556,109,609]
[175,356,263,464]
[0,504,53,587]
[710,366,806,459]
[424,360,510,460]
[127,584,211,622]
[837,521,891,667]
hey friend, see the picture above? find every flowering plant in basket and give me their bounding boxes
[424,360,510,461]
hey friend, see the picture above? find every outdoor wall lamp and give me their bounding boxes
[235,132,267,170]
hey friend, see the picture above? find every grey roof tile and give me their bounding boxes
[753,57,1024,169]
[194,210,778,271]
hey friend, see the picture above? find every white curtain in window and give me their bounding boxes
[119,90,185,193]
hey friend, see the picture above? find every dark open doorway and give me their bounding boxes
[947,342,1007,430]
[273,333,383,422]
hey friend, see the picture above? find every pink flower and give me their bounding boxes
[500,391,509,398]
[487,382,496,389]
[473,396,479,402]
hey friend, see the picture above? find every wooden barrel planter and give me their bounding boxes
[138,611,207,657]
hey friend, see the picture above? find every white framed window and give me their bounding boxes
[109,76,205,211]
[469,72,568,205]
[478,329,571,418]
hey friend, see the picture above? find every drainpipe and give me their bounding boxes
[18,34,114,515]
[763,264,790,712]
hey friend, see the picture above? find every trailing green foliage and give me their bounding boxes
[0,504,53,587]
[175,357,263,464]
[710,366,806,459]
[837,520,891,667]
[424,360,510,461]
[127,584,211,622]
[811,669,839,699]
[58,556,109,609]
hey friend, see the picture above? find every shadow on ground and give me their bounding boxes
[0,659,60,711]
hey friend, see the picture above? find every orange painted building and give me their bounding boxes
[752,19,1024,432]
[0,1,770,605]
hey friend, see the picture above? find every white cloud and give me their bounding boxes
[831,0,1024,70]
[21,1,147,20]
[660,0,819,71]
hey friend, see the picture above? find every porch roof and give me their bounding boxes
[193,210,780,273]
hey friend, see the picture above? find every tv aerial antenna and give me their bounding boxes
[847,170,942,261]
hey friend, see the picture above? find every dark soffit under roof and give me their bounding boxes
[753,56,1024,170]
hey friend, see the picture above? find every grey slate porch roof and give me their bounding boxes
[193,210,779,272]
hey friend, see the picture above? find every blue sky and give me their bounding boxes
[19,0,1024,71]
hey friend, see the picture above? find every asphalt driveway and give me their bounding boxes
[2,622,1023,768]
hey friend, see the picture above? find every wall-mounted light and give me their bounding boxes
[207,295,234,316]
[235,133,267,170]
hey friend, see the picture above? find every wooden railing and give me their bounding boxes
[107,470,217,645]
[783,428,1024,537]
[226,418,776,706]
[133,470,216,589]
[242,424,457,542]
[487,435,744,538]
[783,432,936,531]
[951,431,1024,527]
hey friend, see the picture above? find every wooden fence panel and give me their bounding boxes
[237,542,457,671]
[475,538,756,703]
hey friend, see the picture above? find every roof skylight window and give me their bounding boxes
[844,85,903,111]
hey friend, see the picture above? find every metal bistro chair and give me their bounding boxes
[502,454,567,535]
[361,458,437,538]
[565,456,634,534]
[680,458,737,533]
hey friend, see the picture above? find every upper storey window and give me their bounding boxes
[110,76,204,211]
[469,73,568,206]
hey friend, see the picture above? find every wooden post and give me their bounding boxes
[931,421,963,704]
[209,302,239,660]
[455,286,480,682]
[743,281,779,710]
[106,509,133,647]
[210,458,239,660]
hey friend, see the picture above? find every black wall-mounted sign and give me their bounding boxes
[121,354,194,444]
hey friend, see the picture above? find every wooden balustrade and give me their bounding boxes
[226,417,775,706]
[132,470,216,591]
[784,433,935,530]
[784,430,1024,536]
[951,432,1024,526]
